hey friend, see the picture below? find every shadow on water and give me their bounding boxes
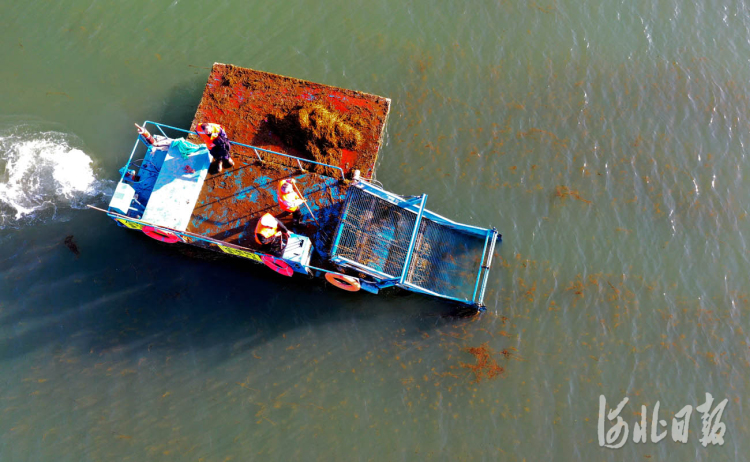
[0,221,471,365]
[0,80,474,365]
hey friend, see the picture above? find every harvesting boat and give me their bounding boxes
[90,65,500,310]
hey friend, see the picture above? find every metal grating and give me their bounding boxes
[404,217,486,302]
[333,187,417,277]
[333,186,489,303]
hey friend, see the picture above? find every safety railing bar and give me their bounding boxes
[356,181,492,235]
[358,177,384,189]
[329,191,357,257]
[416,208,490,234]
[120,137,144,185]
[405,218,426,283]
[477,230,499,305]
[88,204,265,253]
[154,124,168,137]
[141,121,345,180]
[471,230,492,303]
[252,148,263,162]
[143,121,192,135]
[229,140,344,180]
[399,194,427,284]
[399,281,470,304]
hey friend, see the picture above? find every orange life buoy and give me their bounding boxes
[142,225,182,244]
[325,272,361,292]
[261,254,294,277]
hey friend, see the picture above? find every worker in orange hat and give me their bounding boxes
[254,213,289,255]
[196,122,234,174]
[277,179,305,224]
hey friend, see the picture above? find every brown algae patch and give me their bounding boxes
[460,342,505,383]
[555,185,592,204]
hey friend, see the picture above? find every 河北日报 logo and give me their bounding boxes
[598,393,728,449]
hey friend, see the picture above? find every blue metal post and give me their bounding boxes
[329,198,351,257]
[477,229,499,305]
[471,230,492,303]
[399,194,427,284]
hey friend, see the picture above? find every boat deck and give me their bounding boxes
[182,64,392,257]
[185,157,346,255]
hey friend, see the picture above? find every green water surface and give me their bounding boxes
[2,0,750,460]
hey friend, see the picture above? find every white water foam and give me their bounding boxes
[0,128,113,228]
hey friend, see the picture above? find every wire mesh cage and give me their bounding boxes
[403,216,486,302]
[332,185,490,303]
[332,187,416,278]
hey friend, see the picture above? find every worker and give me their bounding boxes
[254,213,289,255]
[277,179,305,224]
[196,122,234,174]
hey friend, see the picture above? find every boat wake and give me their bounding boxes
[0,125,113,229]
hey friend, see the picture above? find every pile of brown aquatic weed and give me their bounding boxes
[271,102,363,176]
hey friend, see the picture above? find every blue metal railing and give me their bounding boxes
[109,119,349,257]
[93,205,262,254]
[471,230,492,304]
[477,228,499,305]
[399,194,427,284]
[139,121,346,180]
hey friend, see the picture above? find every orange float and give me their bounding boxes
[325,272,361,292]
